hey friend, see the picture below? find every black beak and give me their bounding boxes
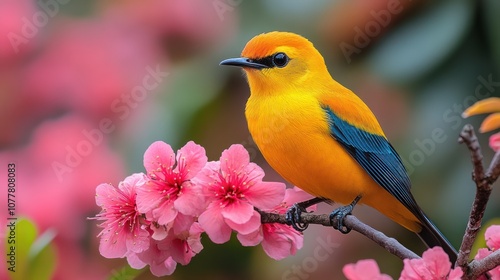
[219,57,267,70]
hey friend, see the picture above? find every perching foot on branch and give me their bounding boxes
[285,197,326,231]
[330,196,361,234]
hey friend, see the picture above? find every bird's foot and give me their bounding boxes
[286,197,326,232]
[329,196,361,234]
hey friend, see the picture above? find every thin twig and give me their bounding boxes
[457,124,499,279]
[467,250,500,279]
[259,211,419,260]
[486,151,500,183]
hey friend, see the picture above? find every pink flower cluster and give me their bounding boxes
[93,141,314,276]
[475,225,500,279]
[344,226,500,280]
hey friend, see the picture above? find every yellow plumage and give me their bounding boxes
[220,31,457,261]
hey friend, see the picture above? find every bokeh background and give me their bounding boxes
[1,0,499,279]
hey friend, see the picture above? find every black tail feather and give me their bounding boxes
[416,213,458,264]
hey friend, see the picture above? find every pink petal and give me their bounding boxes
[126,228,150,253]
[149,257,177,277]
[343,259,392,280]
[448,267,464,280]
[284,187,316,209]
[152,200,178,226]
[171,214,196,236]
[225,210,261,235]
[400,259,422,280]
[175,141,207,179]
[261,224,303,260]
[489,133,500,152]
[151,225,168,241]
[221,199,255,224]
[95,183,117,207]
[187,236,204,256]
[169,239,192,265]
[245,181,286,210]
[400,247,451,280]
[126,252,147,269]
[119,173,147,193]
[198,204,232,244]
[421,247,452,277]
[220,144,250,175]
[135,180,165,213]
[237,228,263,247]
[98,230,127,258]
[174,183,205,216]
[485,225,500,251]
[475,248,492,260]
[262,231,293,260]
[143,141,175,174]
[192,161,221,197]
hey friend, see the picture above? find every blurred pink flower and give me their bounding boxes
[196,144,286,244]
[136,141,207,227]
[99,0,236,59]
[0,114,125,279]
[343,259,393,280]
[400,247,462,280]
[238,187,315,260]
[21,17,164,121]
[0,0,37,61]
[490,133,500,152]
[94,173,150,258]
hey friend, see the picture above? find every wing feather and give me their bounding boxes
[322,104,419,214]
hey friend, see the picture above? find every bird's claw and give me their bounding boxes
[329,205,354,234]
[286,203,309,232]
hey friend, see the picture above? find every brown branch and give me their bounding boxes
[259,211,419,260]
[486,151,500,183]
[466,250,500,279]
[457,124,499,279]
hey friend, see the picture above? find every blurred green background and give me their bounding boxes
[1,0,499,279]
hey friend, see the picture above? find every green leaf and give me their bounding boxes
[4,218,57,280]
[27,229,57,280]
[6,218,37,280]
[108,265,145,280]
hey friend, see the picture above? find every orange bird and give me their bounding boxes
[220,31,457,262]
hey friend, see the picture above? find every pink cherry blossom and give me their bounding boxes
[94,173,150,258]
[136,141,207,228]
[196,144,286,244]
[400,247,462,280]
[238,187,316,260]
[158,220,204,265]
[343,259,393,280]
[485,225,500,251]
[135,238,177,277]
[474,225,500,279]
[475,249,500,279]
[490,133,500,152]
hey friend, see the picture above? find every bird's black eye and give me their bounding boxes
[272,52,289,68]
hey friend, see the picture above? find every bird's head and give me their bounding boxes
[220,31,331,95]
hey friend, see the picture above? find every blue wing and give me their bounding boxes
[322,105,418,213]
